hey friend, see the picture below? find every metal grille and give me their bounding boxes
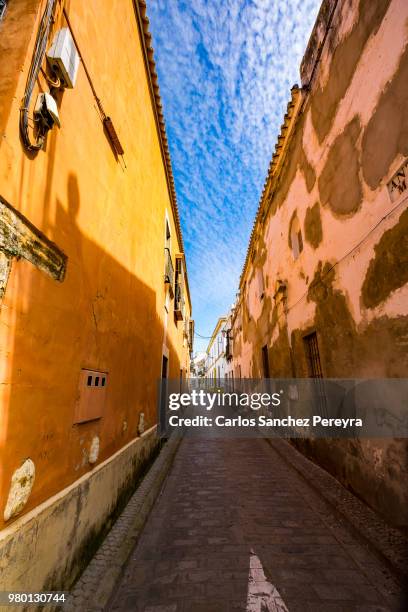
[164,247,174,289]
[304,332,323,378]
[304,332,327,415]
[0,1,7,21]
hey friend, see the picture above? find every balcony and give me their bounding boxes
[225,330,233,361]
[188,319,194,352]
[164,248,174,297]
[184,319,194,352]
[174,281,185,321]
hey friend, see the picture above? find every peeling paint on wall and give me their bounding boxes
[88,437,100,465]
[138,413,145,435]
[0,251,12,299]
[0,195,67,286]
[4,459,35,522]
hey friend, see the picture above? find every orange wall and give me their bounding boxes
[0,0,191,528]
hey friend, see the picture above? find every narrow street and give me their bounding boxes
[107,438,401,611]
[1,1,408,605]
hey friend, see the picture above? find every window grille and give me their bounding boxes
[304,332,323,378]
[304,332,327,415]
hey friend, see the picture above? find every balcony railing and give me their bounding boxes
[184,319,194,352]
[174,281,185,321]
[164,248,174,297]
[225,330,233,361]
[188,319,194,352]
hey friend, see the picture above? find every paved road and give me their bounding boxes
[109,438,402,611]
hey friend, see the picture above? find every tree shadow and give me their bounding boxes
[0,172,180,530]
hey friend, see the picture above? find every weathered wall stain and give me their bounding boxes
[232,0,408,530]
[301,260,408,378]
[318,116,362,216]
[0,195,67,283]
[361,207,408,309]
[268,325,293,378]
[304,202,323,248]
[311,0,392,143]
[362,44,408,190]
[0,430,159,593]
[269,114,316,216]
[293,436,408,528]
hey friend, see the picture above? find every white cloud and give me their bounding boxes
[148,0,321,351]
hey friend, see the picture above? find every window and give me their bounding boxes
[290,215,303,260]
[257,268,265,300]
[303,332,323,378]
[165,219,171,247]
[303,332,326,414]
[174,257,184,320]
[164,218,174,296]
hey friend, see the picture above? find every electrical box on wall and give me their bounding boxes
[47,27,80,88]
[34,93,60,129]
[74,369,108,424]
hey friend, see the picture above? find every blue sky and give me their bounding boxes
[148,0,321,353]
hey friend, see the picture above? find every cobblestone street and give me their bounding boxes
[108,438,404,611]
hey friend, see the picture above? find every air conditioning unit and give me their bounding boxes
[47,28,80,88]
[34,93,61,129]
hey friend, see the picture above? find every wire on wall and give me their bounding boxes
[19,0,56,152]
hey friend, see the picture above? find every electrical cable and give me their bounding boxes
[40,66,61,89]
[283,193,408,317]
[19,0,56,151]
[205,194,407,340]
[62,7,106,121]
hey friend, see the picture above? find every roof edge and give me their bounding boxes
[206,317,227,353]
[238,85,303,289]
[133,0,192,311]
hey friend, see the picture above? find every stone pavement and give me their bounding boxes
[108,438,404,611]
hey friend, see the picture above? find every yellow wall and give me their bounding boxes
[0,0,191,529]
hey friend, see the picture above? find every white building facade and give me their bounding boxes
[205,317,227,382]
[205,310,236,383]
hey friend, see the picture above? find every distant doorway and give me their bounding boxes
[160,355,169,437]
[162,355,168,379]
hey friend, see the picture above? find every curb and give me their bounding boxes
[65,435,181,612]
[265,437,408,584]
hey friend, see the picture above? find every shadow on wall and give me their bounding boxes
[0,170,180,535]
[0,0,43,151]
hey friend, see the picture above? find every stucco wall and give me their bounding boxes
[232,0,408,528]
[0,0,191,533]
